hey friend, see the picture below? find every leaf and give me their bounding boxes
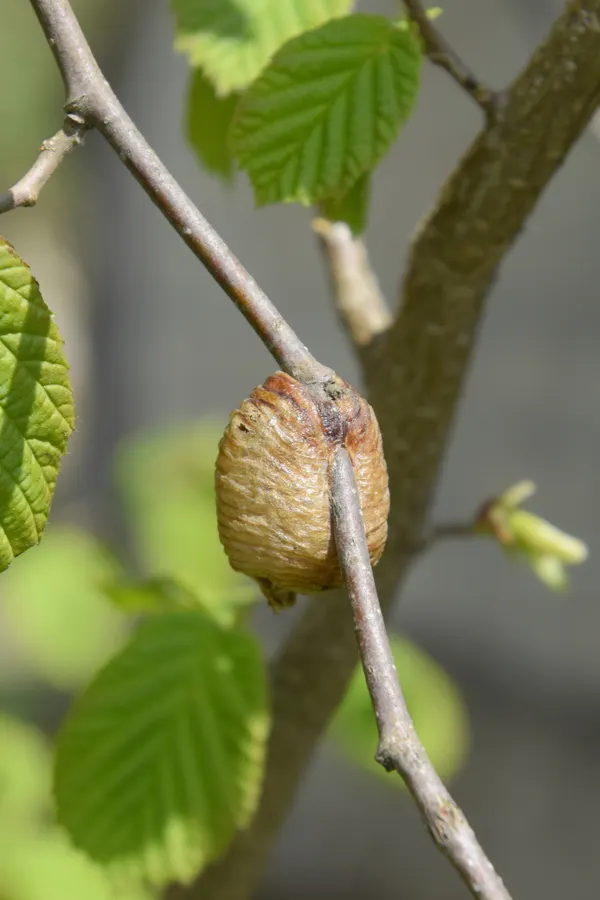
[320,173,371,236]
[186,70,239,182]
[172,0,352,96]
[0,715,51,832]
[0,238,74,571]
[104,576,198,615]
[1,527,126,690]
[105,576,255,628]
[54,610,269,887]
[231,14,421,207]
[329,636,469,788]
[0,830,154,900]
[115,422,256,623]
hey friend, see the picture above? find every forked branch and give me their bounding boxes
[27,0,333,391]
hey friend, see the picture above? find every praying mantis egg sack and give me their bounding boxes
[215,372,389,609]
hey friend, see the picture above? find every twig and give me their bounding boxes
[403,0,497,114]
[417,521,478,555]
[330,448,511,900]
[312,218,392,348]
[25,0,333,391]
[0,116,86,214]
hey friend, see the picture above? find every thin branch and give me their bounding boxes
[403,0,497,114]
[417,521,478,555]
[312,217,392,349]
[27,0,334,391]
[330,448,510,900]
[0,116,86,214]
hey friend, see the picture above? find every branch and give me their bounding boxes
[418,521,478,555]
[330,448,510,900]
[403,0,496,114]
[0,116,86,214]
[312,218,392,350]
[189,4,600,898]
[27,0,333,391]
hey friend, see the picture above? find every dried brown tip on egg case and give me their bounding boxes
[215,372,390,611]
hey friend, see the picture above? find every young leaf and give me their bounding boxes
[115,422,256,622]
[186,70,239,182]
[54,610,269,887]
[0,238,74,571]
[1,527,126,690]
[329,636,469,788]
[172,0,352,96]
[320,173,371,236]
[231,14,421,208]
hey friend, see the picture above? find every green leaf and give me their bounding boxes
[0,715,51,832]
[0,830,154,900]
[105,576,255,629]
[320,173,371,236]
[172,0,352,96]
[186,70,238,181]
[0,238,74,571]
[115,421,256,623]
[104,576,198,615]
[54,610,269,887]
[231,14,421,207]
[1,527,126,690]
[330,636,469,788]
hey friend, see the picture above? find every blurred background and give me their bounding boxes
[1,0,600,897]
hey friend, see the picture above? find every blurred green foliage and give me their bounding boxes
[2,528,125,691]
[0,715,154,900]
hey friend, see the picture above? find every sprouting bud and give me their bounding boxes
[215,372,390,611]
[475,480,588,591]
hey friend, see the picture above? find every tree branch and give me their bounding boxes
[312,218,392,351]
[0,116,86,214]
[189,4,600,898]
[403,0,497,114]
[330,448,510,900]
[27,0,334,391]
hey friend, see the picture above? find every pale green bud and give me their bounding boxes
[476,480,588,591]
